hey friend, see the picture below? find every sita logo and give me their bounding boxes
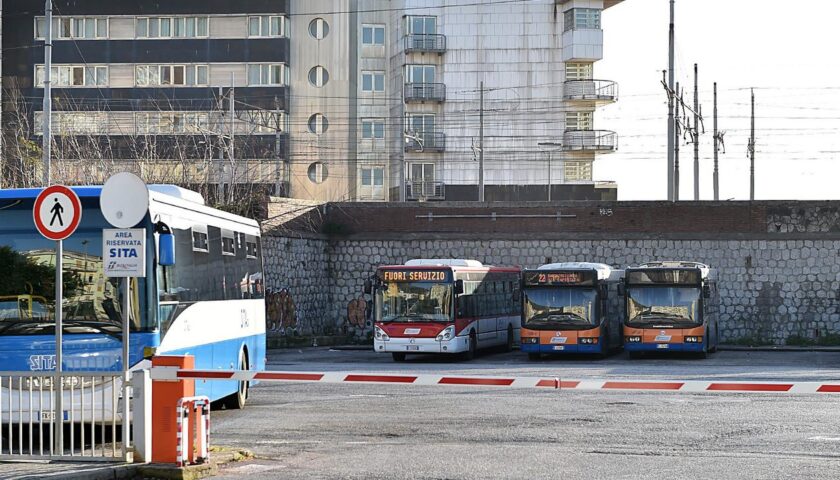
[29,354,56,371]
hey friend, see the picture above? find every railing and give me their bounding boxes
[404,83,446,102]
[404,131,446,152]
[0,372,126,461]
[404,34,447,53]
[406,181,446,200]
[562,130,618,152]
[564,79,618,102]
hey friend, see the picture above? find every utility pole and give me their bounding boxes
[674,81,680,201]
[217,86,225,202]
[666,0,675,201]
[42,0,53,186]
[713,82,719,201]
[274,95,283,197]
[228,74,235,204]
[750,88,756,200]
[478,81,485,202]
[693,64,700,201]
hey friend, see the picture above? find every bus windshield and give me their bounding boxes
[376,281,452,323]
[627,287,700,327]
[523,287,597,329]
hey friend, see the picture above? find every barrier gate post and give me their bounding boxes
[151,355,195,464]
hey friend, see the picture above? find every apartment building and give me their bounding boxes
[2,0,622,202]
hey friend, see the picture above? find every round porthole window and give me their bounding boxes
[309,18,330,39]
[308,114,329,134]
[308,66,329,87]
[308,162,328,184]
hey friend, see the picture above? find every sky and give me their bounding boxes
[597,0,840,201]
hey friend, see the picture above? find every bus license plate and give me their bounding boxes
[406,346,420,351]
[657,344,669,349]
[552,346,565,351]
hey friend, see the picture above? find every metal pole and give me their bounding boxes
[674,81,680,202]
[217,86,224,202]
[54,239,63,454]
[666,0,675,201]
[713,82,719,201]
[122,277,131,460]
[750,88,755,201]
[42,0,53,186]
[228,73,235,204]
[693,64,700,201]
[274,96,283,197]
[478,81,485,202]
[547,151,552,202]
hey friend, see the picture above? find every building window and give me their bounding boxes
[564,8,601,31]
[36,17,108,39]
[249,15,288,37]
[36,65,108,87]
[565,111,593,131]
[361,120,385,139]
[407,16,436,35]
[361,167,385,187]
[308,114,329,134]
[136,112,210,135]
[361,71,385,92]
[566,63,593,81]
[565,161,593,182]
[308,162,328,184]
[406,65,436,83]
[309,18,330,39]
[247,64,288,86]
[136,65,208,87]
[308,66,330,87]
[362,25,385,45]
[136,16,208,39]
[406,114,436,135]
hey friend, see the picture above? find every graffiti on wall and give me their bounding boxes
[267,288,297,335]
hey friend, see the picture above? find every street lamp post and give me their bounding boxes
[538,142,563,202]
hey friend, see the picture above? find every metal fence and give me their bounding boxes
[0,372,127,461]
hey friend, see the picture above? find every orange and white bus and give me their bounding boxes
[368,259,521,362]
[520,263,624,359]
[622,262,720,358]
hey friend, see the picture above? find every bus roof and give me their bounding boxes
[405,259,483,267]
[628,261,715,280]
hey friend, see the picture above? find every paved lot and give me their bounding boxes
[210,348,840,479]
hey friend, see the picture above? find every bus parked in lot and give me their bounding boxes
[622,261,719,358]
[0,185,265,416]
[369,259,521,361]
[520,263,623,360]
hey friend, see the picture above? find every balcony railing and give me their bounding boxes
[404,83,446,103]
[404,34,447,53]
[564,79,618,103]
[406,181,445,200]
[562,130,618,152]
[404,131,446,152]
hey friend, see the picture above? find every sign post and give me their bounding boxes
[101,172,149,462]
[33,185,82,455]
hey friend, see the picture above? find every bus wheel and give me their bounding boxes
[709,329,718,353]
[505,325,514,352]
[463,332,477,361]
[527,353,541,361]
[628,351,643,360]
[392,352,407,362]
[223,349,249,410]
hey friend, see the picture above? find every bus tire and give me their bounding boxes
[527,353,541,361]
[709,329,718,353]
[505,325,514,352]
[392,352,406,362]
[223,349,249,410]
[628,351,643,360]
[463,332,477,361]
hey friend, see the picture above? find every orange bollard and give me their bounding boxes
[151,355,195,464]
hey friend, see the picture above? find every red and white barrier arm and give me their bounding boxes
[149,367,840,395]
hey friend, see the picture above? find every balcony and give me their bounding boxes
[404,34,447,53]
[404,131,446,153]
[406,181,445,200]
[562,130,617,152]
[564,80,618,104]
[404,83,446,103]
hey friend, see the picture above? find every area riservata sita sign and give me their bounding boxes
[103,229,146,278]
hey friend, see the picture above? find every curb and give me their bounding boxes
[329,345,373,351]
[22,464,139,480]
[719,345,840,353]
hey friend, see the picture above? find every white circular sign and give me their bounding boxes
[100,172,149,228]
[33,185,82,241]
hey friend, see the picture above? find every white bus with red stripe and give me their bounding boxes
[368,260,521,361]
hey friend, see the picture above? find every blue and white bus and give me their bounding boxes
[0,185,266,411]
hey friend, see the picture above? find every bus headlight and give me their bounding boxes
[579,337,598,344]
[685,336,703,343]
[521,337,539,344]
[374,326,390,341]
[436,325,455,342]
[625,336,642,343]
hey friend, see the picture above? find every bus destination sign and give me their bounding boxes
[380,270,451,282]
[626,269,701,285]
[524,271,594,286]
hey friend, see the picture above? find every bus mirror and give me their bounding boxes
[454,279,464,295]
[617,284,626,296]
[703,284,711,298]
[156,221,175,266]
[363,279,373,295]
